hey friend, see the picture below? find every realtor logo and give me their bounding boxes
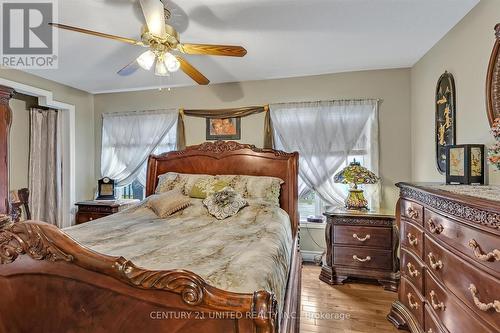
[0,0,58,68]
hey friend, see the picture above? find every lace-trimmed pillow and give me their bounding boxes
[147,188,191,218]
[203,187,247,220]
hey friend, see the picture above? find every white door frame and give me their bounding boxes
[0,77,76,227]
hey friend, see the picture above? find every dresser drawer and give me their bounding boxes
[425,271,494,333]
[333,246,392,270]
[333,225,392,249]
[400,276,424,327]
[425,235,500,329]
[401,248,424,292]
[401,199,423,225]
[424,209,500,274]
[425,305,445,333]
[401,219,424,259]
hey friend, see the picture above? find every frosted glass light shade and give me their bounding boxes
[164,52,180,72]
[155,59,169,76]
[137,50,155,70]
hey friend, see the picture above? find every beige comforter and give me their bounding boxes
[65,198,293,310]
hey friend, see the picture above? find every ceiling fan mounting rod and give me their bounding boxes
[141,23,179,51]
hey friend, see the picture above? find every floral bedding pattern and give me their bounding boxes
[64,197,293,312]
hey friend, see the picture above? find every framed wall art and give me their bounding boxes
[206,117,241,140]
[446,144,485,185]
[486,24,500,127]
[435,71,457,174]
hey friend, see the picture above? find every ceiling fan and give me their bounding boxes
[49,0,247,85]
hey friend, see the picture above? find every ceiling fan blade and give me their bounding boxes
[49,23,144,46]
[117,59,141,76]
[176,56,209,85]
[178,43,247,57]
[139,0,166,37]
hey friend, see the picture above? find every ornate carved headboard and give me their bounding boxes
[146,141,299,236]
[486,23,500,126]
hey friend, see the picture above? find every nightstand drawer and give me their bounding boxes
[333,246,392,270]
[334,225,392,249]
[76,212,108,224]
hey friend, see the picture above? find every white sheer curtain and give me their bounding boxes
[270,100,380,209]
[29,108,63,227]
[101,109,178,187]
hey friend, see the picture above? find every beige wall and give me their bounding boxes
[94,68,412,211]
[9,96,33,191]
[411,0,500,184]
[0,69,96,201]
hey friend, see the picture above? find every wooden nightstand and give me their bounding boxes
[319,209,400,291]
[75,200,139,225]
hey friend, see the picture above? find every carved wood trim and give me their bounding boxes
[0,220,279,326]
[486,23,500,127]
[398,184,500,230]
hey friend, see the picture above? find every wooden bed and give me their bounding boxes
[0,141,301,333]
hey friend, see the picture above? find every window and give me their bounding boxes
[115,126,177,200]
[100,109,178,201]
[270,100,380,213]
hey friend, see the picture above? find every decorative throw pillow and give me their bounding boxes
[215,175,284,206]
[147,188,191,218]
[155,172,211,195]
[189,178,229,199]
[203,187,247,220]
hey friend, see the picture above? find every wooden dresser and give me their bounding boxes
[75,200,139,224]
[388,183,500,333]
[320,210,400,291]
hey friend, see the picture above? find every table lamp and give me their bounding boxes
[334,160,380,210]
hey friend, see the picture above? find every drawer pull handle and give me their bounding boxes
[429,290,445,311]
[407,293,419,309]
[427,218,444,234]
[469,284,500,313]
[428,252,443,270]
[352,233,370,242]
[407,207,419,219]
[468,239,500,262]
[406,262,419,277]
[352,255,371,262]
[407,233,418,246]
[427,330,434,333]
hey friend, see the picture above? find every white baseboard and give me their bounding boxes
[301,250,324,263]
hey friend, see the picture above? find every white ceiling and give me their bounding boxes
[24,0,479,94]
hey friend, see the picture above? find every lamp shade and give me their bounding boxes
[334,160,379,185]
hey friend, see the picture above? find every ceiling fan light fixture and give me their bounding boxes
[164,52,180,72]
[155,59,169,76]
[137,50,156,70]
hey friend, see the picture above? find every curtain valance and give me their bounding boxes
[176,105,272,149]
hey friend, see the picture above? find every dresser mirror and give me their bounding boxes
[486,23,500,127]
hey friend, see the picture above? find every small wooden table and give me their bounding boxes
[75,199,140,225]
[319,209,400,291]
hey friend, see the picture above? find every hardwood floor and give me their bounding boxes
[300,263,400,333]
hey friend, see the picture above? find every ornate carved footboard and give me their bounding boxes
[0,220,301,333]
[0,141,301,333]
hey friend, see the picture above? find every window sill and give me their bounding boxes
[299,221,326,229]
